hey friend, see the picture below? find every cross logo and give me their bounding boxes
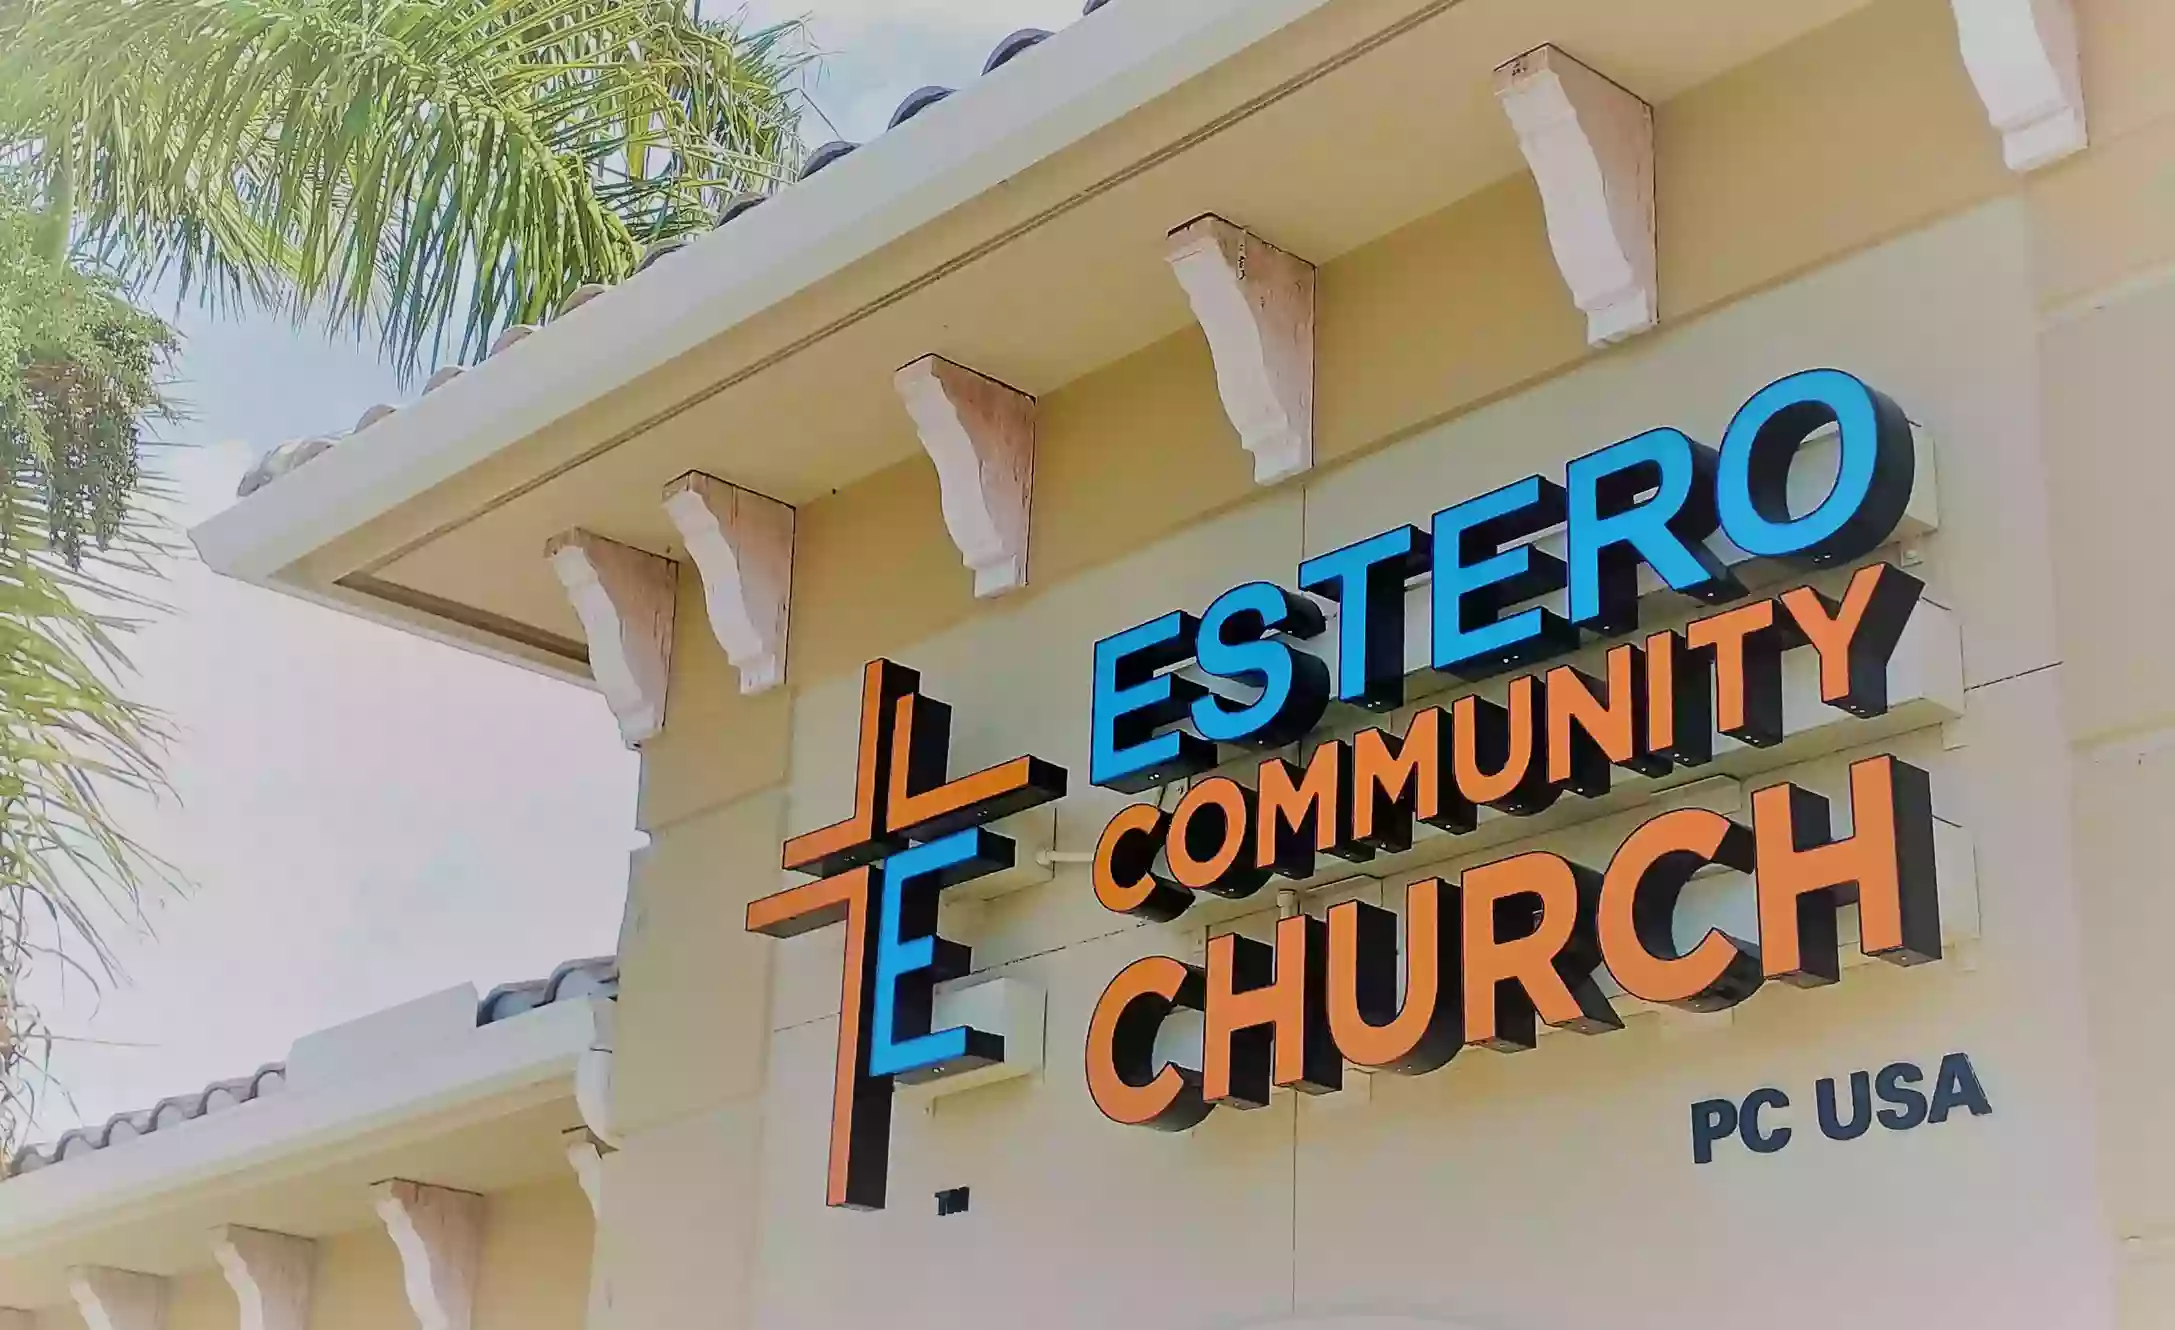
[745,660,1068,1210]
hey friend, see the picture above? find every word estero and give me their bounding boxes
[1080,369,1945,1130]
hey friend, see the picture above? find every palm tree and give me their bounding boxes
[1,0,805,374]
[0,187,176,1158]
[0,0,807,1157]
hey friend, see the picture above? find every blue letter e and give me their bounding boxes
[868,829,1011,1081]
[1091,612,1215,793]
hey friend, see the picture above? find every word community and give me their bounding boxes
[1083,369,1947,1131]
[748,367,1955,1210]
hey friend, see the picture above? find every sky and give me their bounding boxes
[25,0,1089,1141]
[766,0,1085,144]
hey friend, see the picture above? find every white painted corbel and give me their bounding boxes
[575,1047,617,1151]
[565,996,616,1217]
[211,1227,314,1330]
[1495,45,1657,345]
[545,531,677,747]
[563,1127,610,1219]
[1950,0,2087,171]
[372,1181,483,1330]
[69,1268,167,1330]
[1166,216,1316,484]
[661,473,794,695]
[894,356,1036,598]
[562,1125,613,1330]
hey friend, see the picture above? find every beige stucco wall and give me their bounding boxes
[321,1176,596,1330]
[26,1271,231,1330]
[12,1174,592,1330]
[304,1221,414,1330]
[598,1,2175,1328]
[740,198,2107,1330]
[476,1177,596,1330]
[2028,3,2175,1325]
[310,1177,596,1330]
[2043,244,2175,1329]
[166,1270,238,1330]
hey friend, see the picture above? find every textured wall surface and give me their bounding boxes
[599,1,2175,1326]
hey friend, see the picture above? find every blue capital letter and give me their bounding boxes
[1566,427,1740,634]
[1091,612,1213,792]
[1299,525,1431,712]
[1716,368,1916,566]
[868,829,1012,1081]
[1191,582,1329,748]
[1431,476,1576,679]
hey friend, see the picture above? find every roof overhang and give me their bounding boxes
[193,0,1343,580]
[0,997,606,1308]
[188,0,1877,680]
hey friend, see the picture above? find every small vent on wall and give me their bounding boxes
[935,1187,971,1217]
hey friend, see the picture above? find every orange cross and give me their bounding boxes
[746,660,1067,1210]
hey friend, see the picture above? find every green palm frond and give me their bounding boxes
[1,0,806,374]
[0,486,175,1161]
[0,177,175,567]
[0,186,176,1161]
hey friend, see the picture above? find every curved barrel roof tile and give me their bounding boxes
[229,0,1119,500]
[5,956,618,1179]
[9,1064,288,1177]
[477,955,618,1024]
[888,85,956,129]
[983,29,1053,73]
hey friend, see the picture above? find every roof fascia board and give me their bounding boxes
[189,0,1344,584]
[0,998,606,1257]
